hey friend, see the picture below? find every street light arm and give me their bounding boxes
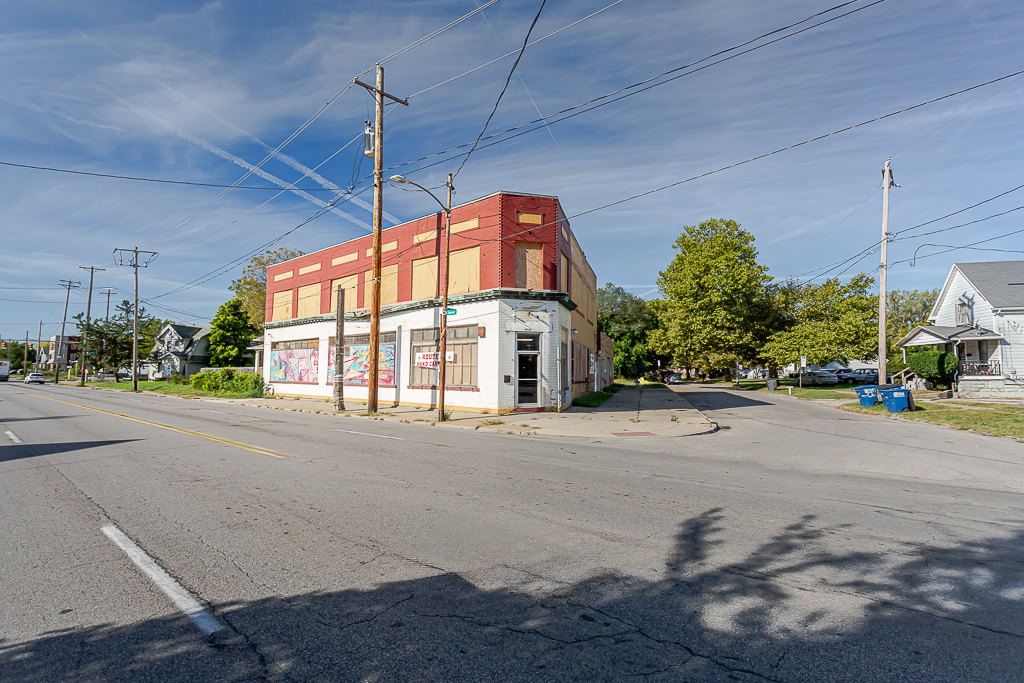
[389,176,449,213]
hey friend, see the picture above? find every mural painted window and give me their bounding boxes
[326,332,396,387]
[409,326,478,388]
[270,339,319,383]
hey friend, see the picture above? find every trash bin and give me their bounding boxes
[853,385,880,407]
[766,378,779,391]
[878,385,915,413]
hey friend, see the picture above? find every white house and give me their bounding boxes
[149,324,211,379]
[897,261,1024,398]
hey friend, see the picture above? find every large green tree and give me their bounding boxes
[208,298,259,367]
[887,288,939,339]
[3,341,37,372]
[74,300,160,381]
[229,247,304,328]
[761,274,878,367]
[597,283,660,379]
[656,218,773,376]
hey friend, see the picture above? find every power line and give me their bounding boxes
[893,226,1024,267]
[392,0,885,178]
[893,181,1024,237]
[0,160,339,190]
[452,0,547,180]
[377,0,503,64]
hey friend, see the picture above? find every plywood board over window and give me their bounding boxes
[296,283,321,318]
[330,274,358,313]
[515,242,543,290]
[448,246,480,295]
[411,255,439,301]
[363,265,399,307]
[272,289,293,321]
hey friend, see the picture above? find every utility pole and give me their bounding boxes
[437,174,454,422]
[36,321,42,371]
[878,159,897,387]
[79,266,105,384]
[24,331,29,375]
[354,65,408,413]
[102,287,115,320]
[114,248,158,391]
[333,284,345,412]
[55,279,81,384]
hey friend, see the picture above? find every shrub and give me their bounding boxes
[907,351,958,384]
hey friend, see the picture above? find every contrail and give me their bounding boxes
[160,84,400,224]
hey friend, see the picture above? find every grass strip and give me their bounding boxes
[88,380,253,400]
[839,401,1024,440]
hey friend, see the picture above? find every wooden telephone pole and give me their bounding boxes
[878,159,897,387]
[79,265,105,384]
[354,65,408,412]
[55,279,81,383]
[114,248,158,391]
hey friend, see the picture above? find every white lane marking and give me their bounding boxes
[334,429,404,440]
[5,430,23,444]
[101,524,223,634]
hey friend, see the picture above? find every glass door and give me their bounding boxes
[516,333,540,407]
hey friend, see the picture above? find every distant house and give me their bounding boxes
[149,324,211,379]
[897,261,1024,398]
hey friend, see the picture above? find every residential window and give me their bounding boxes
[409,325,478,387]
[979,340,989,361]
[956,302,969,326]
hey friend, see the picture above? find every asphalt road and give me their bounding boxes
[1,382,1022,682]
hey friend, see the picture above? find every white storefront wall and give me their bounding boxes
[263,297,573,412]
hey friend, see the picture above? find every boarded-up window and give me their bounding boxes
[409,326,478,388]
[272,290,292,321]
[330,275,358,313]
[296,283,321,318]
[411,255,439,301]
[363,265,399,307]
[559,253,569,293]
[515,242,543,290]
[448,246,480,295]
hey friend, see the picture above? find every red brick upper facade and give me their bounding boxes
[265,191,593,324]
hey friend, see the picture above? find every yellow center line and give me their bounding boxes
[22,393,290,459]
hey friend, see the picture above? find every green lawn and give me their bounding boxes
[88,381,254,400]
[572,390,616,408]
[840,401,1024,440]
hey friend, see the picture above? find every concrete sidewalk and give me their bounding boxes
[86,384,715,438]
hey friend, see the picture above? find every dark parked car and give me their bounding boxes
[850,368,891,384]
[831,368,855,383]
[664,373,685,385]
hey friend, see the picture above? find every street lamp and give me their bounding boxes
[390,173,454,422]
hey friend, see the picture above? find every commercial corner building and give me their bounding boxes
[263,191,612,412]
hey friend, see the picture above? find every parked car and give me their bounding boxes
[799,370,839,386]
[831,368,855,383]
[849,368,891,384]
[24,372,46,385]
[663,372,685,384]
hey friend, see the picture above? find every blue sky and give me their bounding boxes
[2,0,1023,337]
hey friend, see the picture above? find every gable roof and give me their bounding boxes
[953,261,1024,310]
[161,324,203,339]
[897,324,1003,348]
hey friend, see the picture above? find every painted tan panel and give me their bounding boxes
[271,289,292,321]
[450,218,479,233]
[362,265,399,307]
[448,246,480,295]
[330,274,358,313]
[298,263,322,275]
[411,255,439,301]
[559,253,569,293]
[518,212,543,225]
[413,230,437,244]
[296,283,321,318]
[365,241,398,257]
[273,271,293,282]
[332,253,357,266]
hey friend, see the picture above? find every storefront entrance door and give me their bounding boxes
[516,333,540,407]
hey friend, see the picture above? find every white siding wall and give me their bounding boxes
[933,268,995,329]
[995,312,1024,377]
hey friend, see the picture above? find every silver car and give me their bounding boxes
[24,373,46,385]
[801,370,839,386]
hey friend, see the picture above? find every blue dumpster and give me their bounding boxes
[879,385,915,413]
[853,385,880,407]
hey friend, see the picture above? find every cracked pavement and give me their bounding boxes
[1,382,1023,681]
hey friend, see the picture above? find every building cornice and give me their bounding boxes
[265,289,577,330]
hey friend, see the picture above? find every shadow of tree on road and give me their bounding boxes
[0,439,140,463]
[2,509,1022,681]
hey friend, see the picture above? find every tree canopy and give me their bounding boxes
[74,300,161,380]
[656,218,772,373]
[208,298,259,367]
[229,248,304,328]
[597,283,660,379]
